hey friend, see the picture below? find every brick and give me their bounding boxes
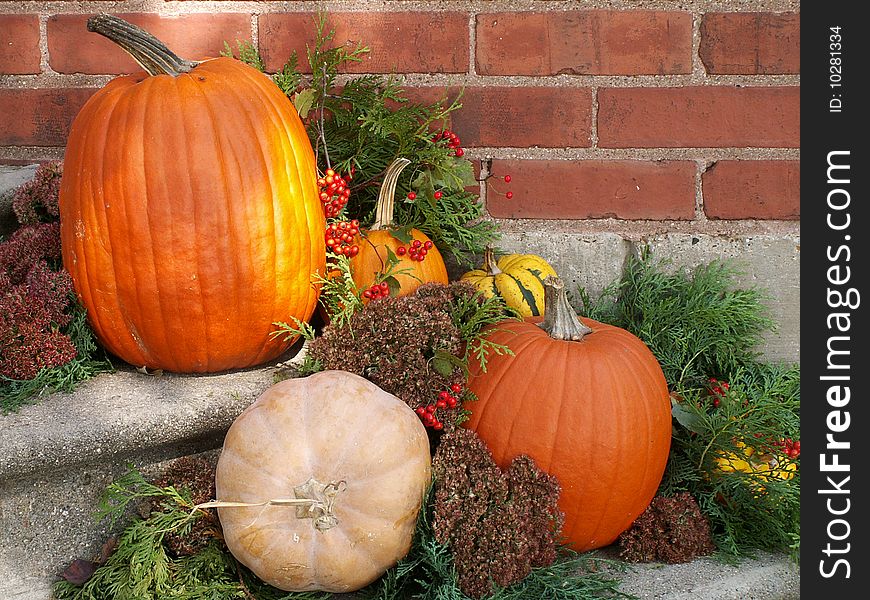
[703,160,799,220]
[47,14,251,75]
[259,12,468,74]
[700,13,800,74]
[0,88,97,146]
[438,86,592,148]
[487,160,695,220]
[598,87,800,148]
[0,15,41,75]
[476,11,692,76]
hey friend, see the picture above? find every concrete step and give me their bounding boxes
[0,359,798,600]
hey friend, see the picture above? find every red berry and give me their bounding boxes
[434,191,442,200]
[412,240,422,249]
[436,400,447,409]
[407,191,417,201]
[504,175,512,183]
[433,422,444,431]
[450,383,462,393]
[455,148,464,157]
[505,191,513,199]
[396,246,407,256]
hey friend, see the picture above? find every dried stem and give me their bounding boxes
[538,276,593,341]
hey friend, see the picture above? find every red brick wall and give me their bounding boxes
[0,1,800,227]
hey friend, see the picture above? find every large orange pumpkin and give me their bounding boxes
[465,276,672,552]
[350,158,448,298]
[59,16,325,373]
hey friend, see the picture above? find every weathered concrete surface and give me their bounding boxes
[497,229,800,364]
[616,551,799,599]
[0,163,38,237]
[0,361,288,600]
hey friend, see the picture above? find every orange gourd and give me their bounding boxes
[465,276,672,552]
[350,158,448,298]
[215,370,431,593]
[58,16,324,373]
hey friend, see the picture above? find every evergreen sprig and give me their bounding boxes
[54,468,331,600]
[579,248,800,558]
[577,248,774,388]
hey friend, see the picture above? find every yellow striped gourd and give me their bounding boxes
[460,248,558,317]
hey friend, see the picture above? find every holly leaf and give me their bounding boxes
[293,88,317,119]
[383,246,401,269]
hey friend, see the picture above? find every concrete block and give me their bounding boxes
[494,229,799,365]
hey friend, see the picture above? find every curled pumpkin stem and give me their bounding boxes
[538,276,593,341]
[87,14,198,77]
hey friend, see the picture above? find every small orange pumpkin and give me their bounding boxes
[464,276,672,552]
[350,158,448,298]
[59,16,324,373]
[216,370,432,593]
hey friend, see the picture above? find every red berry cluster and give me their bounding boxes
[433,129,464,157]
[416,383,462,430]
[325,219,360,257]
[317,168,352,218]
[395,239,434,262]
[362,281,390,300]
[707,378,730,408]
[772,438,801,459]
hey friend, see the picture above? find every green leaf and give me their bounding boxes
[672,400,705,434]
[384,246,401,268]
[389,225,414,245]
[451,157,477,187]
[383,275,402,297]
[432,350,467,377]
[293,88,318,119]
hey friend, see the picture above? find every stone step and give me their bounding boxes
[0,356,798,600]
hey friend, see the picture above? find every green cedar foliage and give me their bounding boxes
[53,469,330,600]
[57,470,629,600]
[577,248,775,389]
[578,249,800,558]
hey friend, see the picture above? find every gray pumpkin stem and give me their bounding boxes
[538,276,593,341]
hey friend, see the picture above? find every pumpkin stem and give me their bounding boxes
[195,478,345,532]
[482,247,502,275]
[371,157,412,230]
[293,478,345,532]
[538,276,593,341]
[87,15,198,77]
